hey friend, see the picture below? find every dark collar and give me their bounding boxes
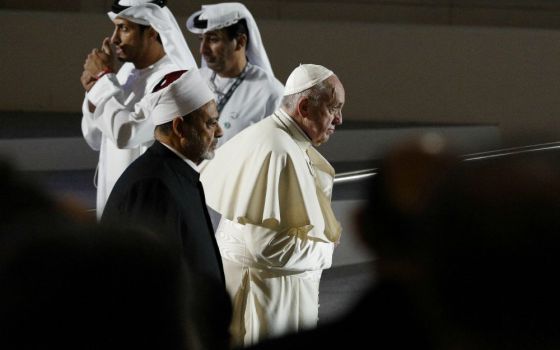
[148,141,200,183]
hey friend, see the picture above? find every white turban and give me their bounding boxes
[186,2,274,75]
[141,69,215,126]
[283,64,334,96]
[109,1,196,69]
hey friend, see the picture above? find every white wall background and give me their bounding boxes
[1,10,560,147]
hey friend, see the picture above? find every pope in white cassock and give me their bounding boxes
[80,0,196,218]
[200,64,345,347]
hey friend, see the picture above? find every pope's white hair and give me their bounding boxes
[281,78,332,114]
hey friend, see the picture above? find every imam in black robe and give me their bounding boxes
[101,141,225,286]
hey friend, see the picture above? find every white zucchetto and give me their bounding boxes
[283,64,334,96]
[186,2,274,75]
[142,69,215,126]
[108,1,196,69]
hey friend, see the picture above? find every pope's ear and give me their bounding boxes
[296,96,311,118]
[171,117,184,137]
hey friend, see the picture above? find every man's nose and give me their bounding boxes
[333,112,342,126]
[200,38,210,55]
[215,123,224,138]
[110,29,119,45]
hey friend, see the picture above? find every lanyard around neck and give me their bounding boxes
[210,65,248,114]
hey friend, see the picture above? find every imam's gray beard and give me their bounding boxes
[201,148,215,160]
[193,130,217,161]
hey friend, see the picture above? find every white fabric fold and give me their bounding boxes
[200,109,341,244]
[217,219,333,273]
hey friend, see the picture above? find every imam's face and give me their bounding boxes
[181,101,223,164]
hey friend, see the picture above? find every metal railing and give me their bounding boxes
[461,141,560,162]
[333,141,560,184]
[334,168,377,184]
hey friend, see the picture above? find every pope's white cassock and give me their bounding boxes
[200,107,341,346]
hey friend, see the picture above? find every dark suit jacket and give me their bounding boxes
[101,141,225,286]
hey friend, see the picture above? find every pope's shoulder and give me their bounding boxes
[217,114,300,156]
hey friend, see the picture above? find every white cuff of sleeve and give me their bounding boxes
[86,73,119,107]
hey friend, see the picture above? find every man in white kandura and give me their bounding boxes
[186,2,283,145]
[200,64,345,347]
[80,0,196,218]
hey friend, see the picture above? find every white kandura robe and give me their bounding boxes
[200,63,283,146]
[81,56,178,219]
[200,109,341,347]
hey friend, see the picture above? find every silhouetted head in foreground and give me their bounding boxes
[0,159,190,349]
[360,135,560,349]
[0,225,189,350]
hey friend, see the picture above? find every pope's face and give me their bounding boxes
[199,29,237,75]
[302,76,345,146]
[110,17,151,64]
[181,101,223,164]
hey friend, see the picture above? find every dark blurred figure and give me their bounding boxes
[0,159,236,350]
[0,225,189,350]
[0,158,191,349]
[418,148,560,349]
[250,134,560,349]
[0,158,83,227]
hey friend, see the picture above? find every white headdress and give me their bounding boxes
[141,70,215,125]
[283,64,334,96]
[109,0,196,69]
[186,2,274,75]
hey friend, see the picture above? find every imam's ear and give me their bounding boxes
[171,117,184,137]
